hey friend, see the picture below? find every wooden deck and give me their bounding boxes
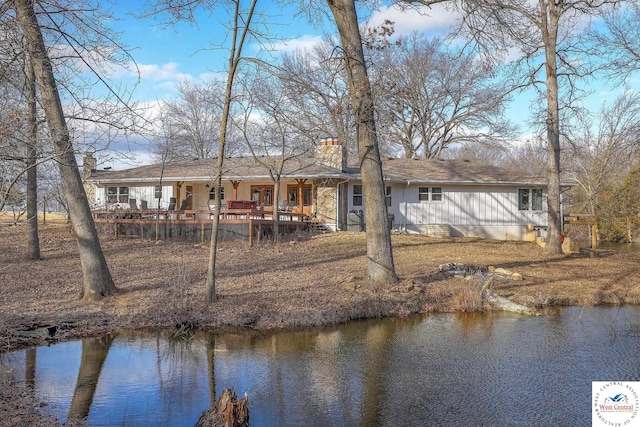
[92,209,317,246]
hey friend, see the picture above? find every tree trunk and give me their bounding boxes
[14,0,117,299]
[206,169,223,303]
[195,388,249,427]
[273,179,281,243]
[542,11,563,254]
[326,0,399,284]
[25,55,40,260]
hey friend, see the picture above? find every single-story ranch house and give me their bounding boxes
[84,138,568,241]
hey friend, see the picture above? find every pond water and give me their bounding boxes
[2,307,639,426]
[596,242,640,252]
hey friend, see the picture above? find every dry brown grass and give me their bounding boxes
[2,223,640,425]
[1,223,639,354]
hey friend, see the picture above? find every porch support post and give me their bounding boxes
[231,181,241,200]
[296,179,307,212]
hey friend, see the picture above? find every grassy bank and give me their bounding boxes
[1,224,639,354]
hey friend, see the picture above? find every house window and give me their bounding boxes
[154,185,162,199]
[107,187,129,203]
[287,184,312,208]
[353,184,363,206]
[303,187,312,206]
[209,186,225,200]
[418,187,442,202]
[251,185,274,206]
[385,186,392,207]
[519,189,543,211]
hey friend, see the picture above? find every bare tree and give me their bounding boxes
[0,18,49,258]
[13,0,117,300]
[278,41,356,153]
[147,0,271,302]
[159,80,232,159]
[409,0,619,253]
[326,0,399,284]
[593,2,640,80]
[442,140,509,166]
[564,91,640,224]
[370,33,515,159]
[206,0,261,302]
[149,123,180,241]
[236,67,314,242]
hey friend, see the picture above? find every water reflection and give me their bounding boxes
[595,242,640,252]
[1,307,639,426]
[69,335,115,420]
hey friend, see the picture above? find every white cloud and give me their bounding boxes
[136,62,191,81]
[269,34,325,54]
[365,4,459,38]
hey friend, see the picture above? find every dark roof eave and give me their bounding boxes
[381,177,575,187]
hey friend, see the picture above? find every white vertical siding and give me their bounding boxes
[94,184,174,210]
[348,182,548,230]
[129,185,174,209]
[402,184,548,227]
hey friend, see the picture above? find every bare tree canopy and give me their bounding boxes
[278,40,356,152]
[370,33,515,159]
[159,80,232,159]
[564,91,640,235]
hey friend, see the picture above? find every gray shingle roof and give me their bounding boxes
[378,158,548,186]
[89,156,553,187]
[89,156,345,183]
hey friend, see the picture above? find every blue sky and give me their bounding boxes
[83,1,634,167]
[103,1,456,104]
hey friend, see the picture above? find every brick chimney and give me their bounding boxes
[315,137,346,172]
[83,154,97,180]
[82,155,97,208]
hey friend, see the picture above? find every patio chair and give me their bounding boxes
[129,198,138,210]
[140,200,148,210]
[174,199,190,219]
[168,197,177,211]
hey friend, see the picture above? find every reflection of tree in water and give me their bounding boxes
[152,331,204,418]
[204,331,216,408]
[226,316,421,426]
[68,335,115,420]
[25,348,36,390]
[358,317,422,427]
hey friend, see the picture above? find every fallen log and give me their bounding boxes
[481,277,541,316]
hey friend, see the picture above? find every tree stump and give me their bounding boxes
[195,388,249,427]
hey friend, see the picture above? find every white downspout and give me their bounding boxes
[404,180,411,232]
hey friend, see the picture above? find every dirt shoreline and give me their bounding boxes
[1,224,639,425]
